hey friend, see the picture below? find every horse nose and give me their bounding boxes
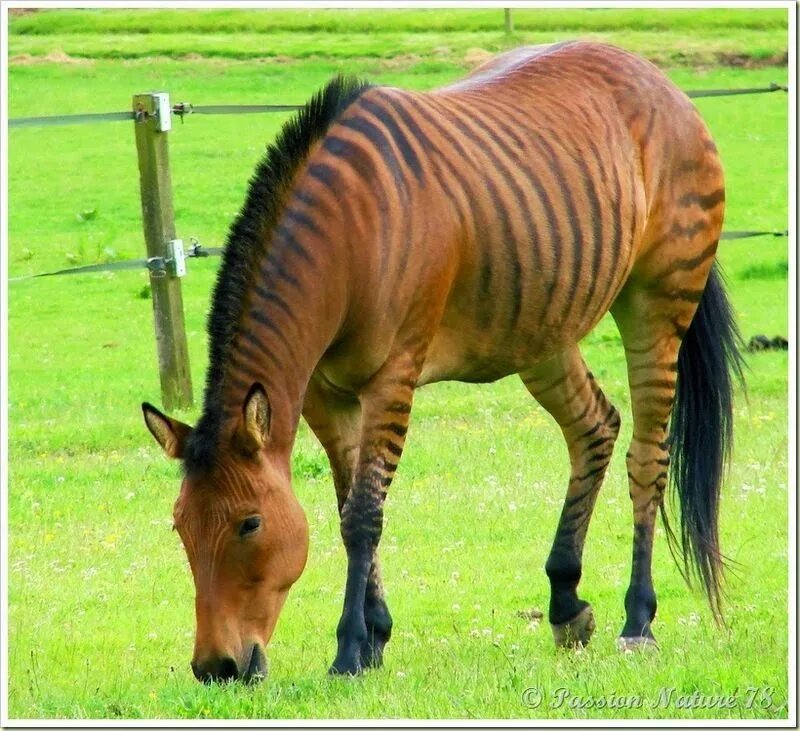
[243,643,268,684]
[191,655,240,684]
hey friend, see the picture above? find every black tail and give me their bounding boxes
[663,262,746,620]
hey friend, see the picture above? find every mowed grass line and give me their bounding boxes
[6,28,788,67]
[7,8,788,67]
[8,7,788,34]
[6,22,791,721]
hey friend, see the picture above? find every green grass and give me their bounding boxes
[6,28,788,67]
[6,270,790,719]
[5,9,792,722]
[8,7,789,66]
[9,8,789,34]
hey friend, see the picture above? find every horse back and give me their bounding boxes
[308,42,723,387]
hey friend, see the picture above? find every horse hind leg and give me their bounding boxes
[609,144,725,647]
[610,235,719,648]
[609,286,686,649]
[520,346,621,648]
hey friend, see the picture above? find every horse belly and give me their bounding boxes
[418,245,630,387]
[418,314,577,386]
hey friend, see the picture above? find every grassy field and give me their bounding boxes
[5,7,792,722]
[7,7,789,66]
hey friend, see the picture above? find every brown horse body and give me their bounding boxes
[143,42,741,682]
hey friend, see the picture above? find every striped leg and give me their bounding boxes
[520,347,620,648]
[328,359,416,675]
[612,288,688,649]
[302,378,393,670]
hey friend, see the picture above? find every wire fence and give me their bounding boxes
[7,229,790,284]
[7,81,789,284]
[7,82,788,129]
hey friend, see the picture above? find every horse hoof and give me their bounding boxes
[328,650,364,677]
[328,661,363,677]
[616,635,659,653]
[551,605,596,648]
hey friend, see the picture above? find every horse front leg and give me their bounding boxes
[303,377,395,671]
[328,359,416,676]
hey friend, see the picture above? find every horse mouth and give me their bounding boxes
[243,643,268,684]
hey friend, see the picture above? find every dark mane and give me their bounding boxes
[183,75,372,475]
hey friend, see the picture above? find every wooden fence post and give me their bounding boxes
[504,8,514,34]
[133,92,193,412]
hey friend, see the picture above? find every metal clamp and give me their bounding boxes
[146,239,187,279]
[146,257,167,279]
[172,102,194,123]
[188,237,208,258]
[134,102,148,124]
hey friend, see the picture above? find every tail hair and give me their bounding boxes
[662,261,746,620]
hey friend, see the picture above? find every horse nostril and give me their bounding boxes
[191,656,240,683]
[217,656,239,682]
[244,644,268,684]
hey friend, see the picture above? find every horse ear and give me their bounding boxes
[234,383,271,457]
[142,403,193,460]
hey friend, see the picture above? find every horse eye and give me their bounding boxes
[238,515,262,537]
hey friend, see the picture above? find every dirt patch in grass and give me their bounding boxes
[376,53,424,70]
[462,47,494,66]
[714,50,789,68]
[10,50,94,66]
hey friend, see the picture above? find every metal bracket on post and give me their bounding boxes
[153,92,172,132]
[168,239,186,277]
[133,91,193,411]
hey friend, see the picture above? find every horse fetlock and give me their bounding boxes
[545,551,582,587]
[624,584,658,624]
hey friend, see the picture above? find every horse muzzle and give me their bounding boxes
[191,643,268,684]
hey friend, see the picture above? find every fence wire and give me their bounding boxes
[8,231,788,282]
[8,83,789,128]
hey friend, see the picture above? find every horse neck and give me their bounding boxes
[221,223,347,456]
